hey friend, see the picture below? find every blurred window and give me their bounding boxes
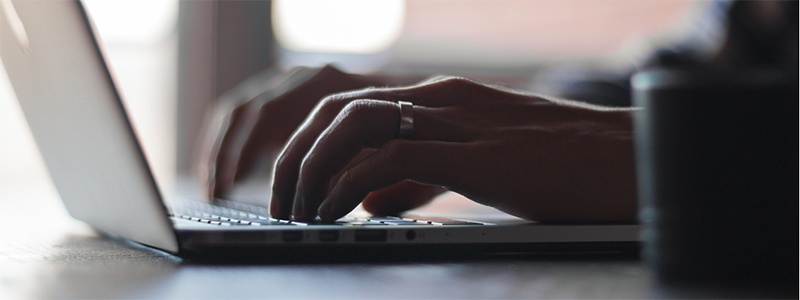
[274,0,695,72]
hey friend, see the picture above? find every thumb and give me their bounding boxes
[361,181,445,216]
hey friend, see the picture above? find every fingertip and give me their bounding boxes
[212,177,232,200]
[319,204,349,223]
[317,200,334,221]
[211,185,222,200]
[361,182,440,215]
[212,179,231,199]
[318,183,347,221]
[270,183,295,219]
[291,192,308,220]
[205,179,215,199]
[268,195,281,217]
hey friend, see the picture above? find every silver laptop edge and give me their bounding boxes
[1,0,178,252]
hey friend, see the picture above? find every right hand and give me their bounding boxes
[268,77,637,222]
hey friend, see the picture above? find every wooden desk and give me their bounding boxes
[0,182,790,299]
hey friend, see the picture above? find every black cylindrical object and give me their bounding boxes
[632,67,797,288]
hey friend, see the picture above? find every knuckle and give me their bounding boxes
[380,140,411,167]
[438,76,476,88]
[337,168,357,187]
[315,93,349,118]
[320,93,345,107]
[297,152,316,175]
[296,153,319,186]
[420,75,450,84]
[230,103,250,119]
[273,149,290,170]
[257,103,281,122]
[418,76,482,99]
[339,99,377,124]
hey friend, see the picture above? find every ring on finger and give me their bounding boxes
[397,101,414,139]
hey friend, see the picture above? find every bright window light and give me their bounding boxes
[83,0,178,43]
[272,0,405,54]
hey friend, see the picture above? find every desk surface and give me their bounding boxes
[0,182,790,299]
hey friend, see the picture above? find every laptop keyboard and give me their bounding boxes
[169,200,486,227]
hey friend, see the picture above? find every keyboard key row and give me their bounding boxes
[170,202,485,226]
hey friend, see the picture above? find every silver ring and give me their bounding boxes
[398,101,414,139]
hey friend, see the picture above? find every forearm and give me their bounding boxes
[565,111,637,222]
[513,109,638,223]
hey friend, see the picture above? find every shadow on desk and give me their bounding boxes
[6,232,648,299]
[0,184,790,299]
[0,183,649,299]
[30,235,794,299]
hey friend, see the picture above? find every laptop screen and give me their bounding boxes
[0,0,178,252]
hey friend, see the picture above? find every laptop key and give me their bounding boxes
[365,217,428,225]
[382,220,429,225]
[401,216,487,225]
[171,211,295,226]
[344,222,390,226]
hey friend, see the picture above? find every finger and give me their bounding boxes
[292,99,475,220]
[209,99,261,198]
[324,77,487,108]
[361,181,446,216]
[318,140,467,221]
[231,98,306,183]
[208,66,317,198]
[270,95,396,218]
[290,99,395,219]
[197,102,232,198]
[233,69,382,182]
[269,97,353,219]
[270,77,485,218]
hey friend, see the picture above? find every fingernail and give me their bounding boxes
[318,199,333,220]
[213,178,230,198]
[292,193,304,219]
[269,197,281,217]
[212,184,223,199]
[207,181,216,199]
[319,184,341,220]
[292,206,304,220]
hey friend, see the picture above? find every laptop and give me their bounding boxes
[0,0,639,259]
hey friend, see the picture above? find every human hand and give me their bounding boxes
[204,65,384,198]
[271,77,638,222]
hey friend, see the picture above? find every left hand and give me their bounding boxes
[202,66,383,198]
